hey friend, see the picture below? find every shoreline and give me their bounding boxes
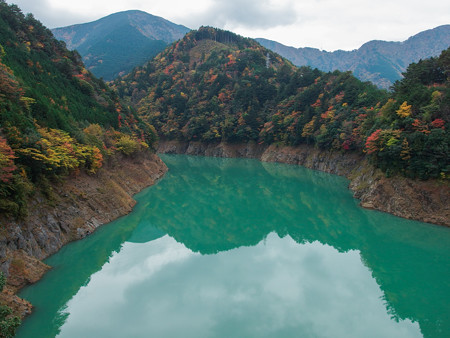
[2,142,448,322]
[158,140,450,227]
[0,151,168,318]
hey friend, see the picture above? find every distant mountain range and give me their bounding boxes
[256,25,450,89]
[52,10,190,80]
[53,10,449,88]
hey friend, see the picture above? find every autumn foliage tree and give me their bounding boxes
[114,27,448,180]
[0,1,159,217]
[17,126,103,177]
[0,136,16,183]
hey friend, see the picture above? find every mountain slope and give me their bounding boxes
[0,2,166,328]
[114,26,449,180]
[0,1,158,217]
[256,25,450,89]
[52,10,190,80]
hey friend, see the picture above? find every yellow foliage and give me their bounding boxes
[431,90,442,102]
[302,117,316,137]
[396,101,412,118]
[17,126,103,174]
[115,135,140,155]
[400,138,411,161]
[19,96,35,111]
[84,124,104,138]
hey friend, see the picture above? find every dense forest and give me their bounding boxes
[114,26,449,180]
[0,1,158,218]
[0,4,448,336]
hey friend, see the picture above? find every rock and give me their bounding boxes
[158,140,450,227]
[0,287,33,318]
[0,151,168,318]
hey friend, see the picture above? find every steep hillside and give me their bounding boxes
[257,25,450,89]
[113,26,310,140]
[52,10,190,80]
[114,26,449,181]
[0,2,166,329]
[0,1,158,217]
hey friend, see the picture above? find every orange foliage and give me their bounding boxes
[0,136,17,183]
[365,129,382,154]
[311,99,321,108]
[431,118,445,129]
[412,119,430,134]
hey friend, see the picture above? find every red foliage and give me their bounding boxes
[311,99,321,108]
[334,92,345,103]
[365,129,382,154]
[412,119,430,134]
[0,60,24,100]
[218,92,228,102]
[431,118,445,129]
[342,140,351,150]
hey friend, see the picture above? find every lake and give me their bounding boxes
[17,154,450,337]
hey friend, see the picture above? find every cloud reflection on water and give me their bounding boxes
[57,233,421,338]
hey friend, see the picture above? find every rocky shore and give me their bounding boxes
[0,151,167,317]
[158,140,450,227]
[2,141,448,319]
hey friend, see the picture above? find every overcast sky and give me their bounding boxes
[7,0,450,51]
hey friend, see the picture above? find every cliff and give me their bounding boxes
[158,140,449,227]
[0,151,167,317]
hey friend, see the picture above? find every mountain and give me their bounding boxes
[0,1,158,217]
[52,10,190,80]
[256,25,450,89]
[114,26,449,180]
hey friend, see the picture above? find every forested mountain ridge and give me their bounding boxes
[113,26,302,140]
[51,9,448,88]
[0,1,158,217]
[52,10,190,80]
[114,26,449,181]
[256,24,450,89]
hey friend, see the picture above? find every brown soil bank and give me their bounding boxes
[158,140,449,227]
[0,151,167,317]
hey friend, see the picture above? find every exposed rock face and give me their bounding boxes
[1,143,448,318]
[158,140,449,227]
[159,140,267,159]
[0,151,167,317]
[349,170,450,226]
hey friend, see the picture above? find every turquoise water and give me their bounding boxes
[17,155,450,337]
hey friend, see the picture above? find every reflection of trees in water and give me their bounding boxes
[19,208,158,338]
[19,155,450,338]
[147,155,450,337]
[148,155,367,254]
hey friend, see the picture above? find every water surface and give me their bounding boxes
[18,155,450,337]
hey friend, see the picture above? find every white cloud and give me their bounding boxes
[57,234,422,337]
[7,0,450,51]
[182,0,297,30]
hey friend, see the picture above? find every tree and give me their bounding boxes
[396,101,412,118]
[0,137,16,183]
[0,272,21,338]
[365,129,382,155]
